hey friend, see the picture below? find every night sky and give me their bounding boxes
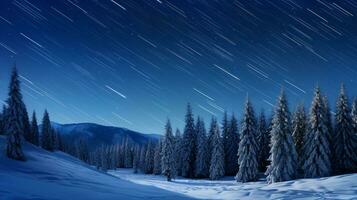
[0,0,356,134]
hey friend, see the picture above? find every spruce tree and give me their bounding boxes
[292,104,307,169]
[207,117,218,170]
[133,146,140,173]
[139,145,147,172]
[257,110,270,172]
[161,120,176,181]
[181,104,196,178]
[124,137,133,168]
[302,87,331,178]
[209,118,225,180]
[144,140,155,174]
[23,107,31,143]
[174,129,183,176]
[153,139,163,175]
[265,91,297,183]
[195,117,209,178]
[352,99,357,137]
[0,106,5,135]
[334,85,357,173]
[30,111,39,146]
[41,110,54,151]
[5,67,26,160]
[236,98,259,182]
[223,112,240,176]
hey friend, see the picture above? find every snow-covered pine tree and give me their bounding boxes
[235,98,259,182]
[133,145,141,173]
[223,112,240,176]
[41,110,54,151]
[0,106,5,135]
[124,137,133,168]
[181,104,196,178]
[144,140,155,174]
[334,85,357,174]
[209,118,225,180]
[207,117,220,170]
[292,104,307,170]
[257,110,270,172]
[5,67,26,160]
[174,129,183,176]
[139,145,147,172]
[195,117,209,178]
[302,87,331,178]
[153,138,163,175]
[23,107,31,143]
[352,98,357,137]
[29,111,39,146]
[265,91,297,183]
[161,120,176,181]
[322,96,334,164]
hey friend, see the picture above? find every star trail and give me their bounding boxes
[0,0,356,134]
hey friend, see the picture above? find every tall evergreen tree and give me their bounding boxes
[207,117,218,171]
[209,118,225,180]
[195,117,209,178]
[139,145,147,172]
[124,137,133,168]
[292,104,307,168]
[265,91,297,183]
[322,96,334,165]
[153,138,163,175]
[23,107,31,143]
[161,120,176,181]
[174,129,183,176]
[352,99,357,137]
[5,67,26,160]
[302,87,331,178]
[228,114,239,174]
[133,145,141,173]
[181,104,196,178]
[29,111,39,146]
[334,85,357,173]
[257,110,270,172]
[41,110,54,151]
[144,140,155,174]
[0,106,5,135]
[236,98,259,182]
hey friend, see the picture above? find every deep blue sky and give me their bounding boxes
[0,0,356,134]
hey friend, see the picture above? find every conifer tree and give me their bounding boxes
[139,145,147,172]
[144,140,155,174]
[174,129,183,176]
[257,110,270,172]
[302,87,331,178]
[195,117,209,178]
[29,111,39,146]
[334,85,357,173]
[236,98,259,182]
[352,99,357,137]
[209,118,225,180]
[124,137,133,168]
[265,91,297,183]
[5,67,26,160]
[0,106,5,135]
[153,139,163,175]
[23,107,31,143]
[162,120,176,181]
[292,104,307,166]
[41,110,54,151]
[181,104,196,178]
[133,145,141,173]
[223,112,240,176]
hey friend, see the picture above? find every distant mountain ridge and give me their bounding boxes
[51,122,160,149]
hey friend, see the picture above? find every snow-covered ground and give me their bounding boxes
[0,136,192,200]
[110,169,357,200]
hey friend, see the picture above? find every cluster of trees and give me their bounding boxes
[73,86,357,183]
[1,67,64,160]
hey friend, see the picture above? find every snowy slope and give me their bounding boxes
[0,136,192,200]
[110,169,357,200]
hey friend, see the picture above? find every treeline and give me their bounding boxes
[86,85,357,183]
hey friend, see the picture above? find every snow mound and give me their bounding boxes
[111,169,357,200]
[0,136,192,200]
